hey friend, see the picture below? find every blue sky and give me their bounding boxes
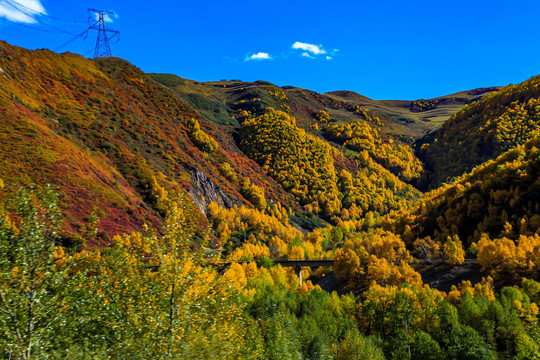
[1,0,540,100]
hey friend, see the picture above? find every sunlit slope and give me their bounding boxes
[0,41,298,239]
[152,74,496,143]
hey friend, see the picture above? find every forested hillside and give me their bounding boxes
[1,40,540,359]
[418,75,540,189]
[380,137,540,281]
[0,41,301,244]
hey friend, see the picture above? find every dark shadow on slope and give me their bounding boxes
[413,259,483,293]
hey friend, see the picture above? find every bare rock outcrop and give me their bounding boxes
[188,166,237,215]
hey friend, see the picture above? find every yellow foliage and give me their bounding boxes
[207,202,301,246]
[230,242,270,261]
[478,233,540,277]
[326,121,423,181]
[269,265,291,288]
[223,262,248,289]
[334,246,362,284]
[443,235,465,265]
[447,285,462,304]
[335,229,420,289]
[241,178,267,210]
[187,117,219,153]
[240,109,341,216]
[313,110,331,123]
[290,245,305,259]
[268,236,288,258]
[366,256,393,285]
[413,236,441,261]
[219,162,238,182]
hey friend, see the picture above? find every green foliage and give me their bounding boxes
[411,332,444,360]
[335,332,385,360]
[0,186,261,359]
[258,255,274,269]
[181,93,238,125]
[1,185,539,360]
[0,185,72,359]
[182,93,226,112]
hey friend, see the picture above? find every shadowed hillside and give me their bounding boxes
[417,75,540,189]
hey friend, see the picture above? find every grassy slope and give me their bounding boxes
[326,87,500,139]
[151,72,497,140]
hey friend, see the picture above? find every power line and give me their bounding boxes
[87,8,119,58]
[6,19,59,33]
[54,24,95,53]
[0,4,120,57]
[2,0,80,35]
[3,0,86,23]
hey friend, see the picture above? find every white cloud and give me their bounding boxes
[292,41,326,55]
[326,56,333,60]
[93,11,118,23]
[301,52,315,59]
[245,52,272,61]
[0,0,46,23]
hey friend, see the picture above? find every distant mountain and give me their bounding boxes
[327,87,500,139]
[149,74,497,143]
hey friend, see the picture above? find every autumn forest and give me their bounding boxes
[1,41,540,359]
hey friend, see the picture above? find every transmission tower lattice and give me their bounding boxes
[88,8,119,58]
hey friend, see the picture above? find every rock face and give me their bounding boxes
[188,166,237,214]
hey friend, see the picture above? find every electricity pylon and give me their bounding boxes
[88,8,119,58]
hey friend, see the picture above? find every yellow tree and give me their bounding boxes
[444,235,465,265]
[334,242,363,285]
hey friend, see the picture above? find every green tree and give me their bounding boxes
[335,332,384,360]
[0,185,71,359]
[411,331,444,360]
